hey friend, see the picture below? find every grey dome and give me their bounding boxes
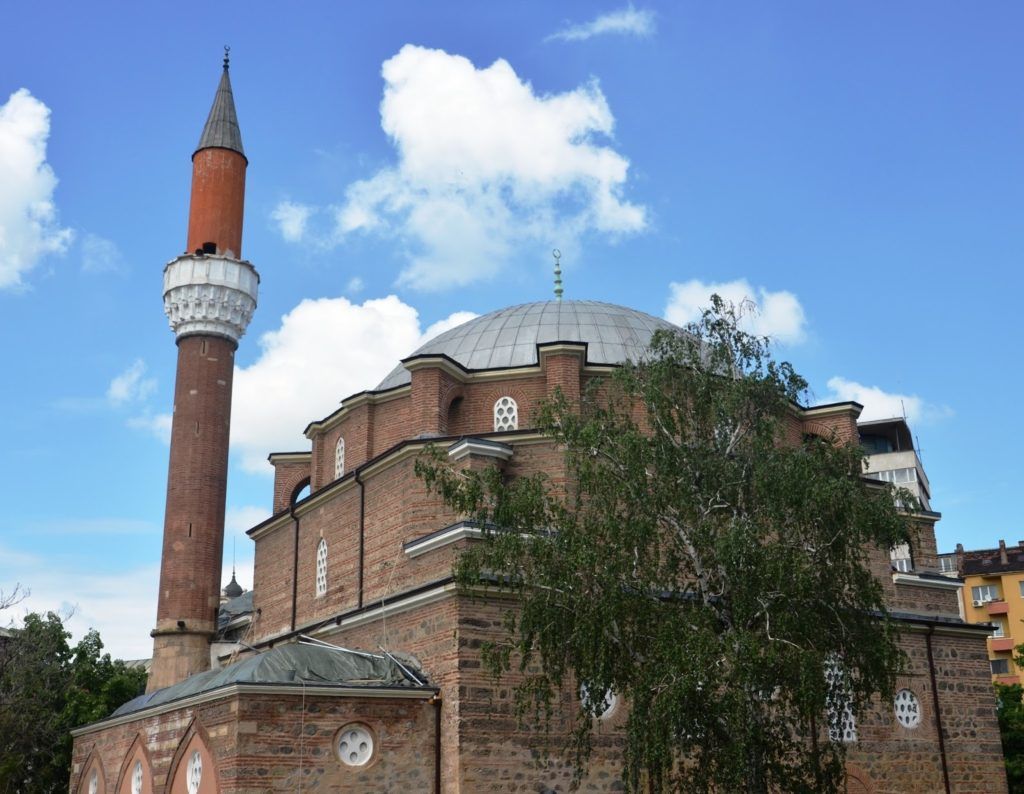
[375,300,678,391]
[223,572,243,599]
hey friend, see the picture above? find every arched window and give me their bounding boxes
[825,655,857,744]
[316,538,328,597]
[335,436,346,479]
[186,750,202,794]
[493,396,518,432]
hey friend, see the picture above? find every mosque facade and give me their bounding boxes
[69,61,1008,793]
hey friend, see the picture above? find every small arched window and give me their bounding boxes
[494,396,518,432]
[316,538,328,597]
[186,750,202,794]
[335,436,346,479]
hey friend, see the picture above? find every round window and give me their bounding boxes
[579,683,618,720]
[894,688,921,729]
[131,760,143,794]
[337,723,375,767]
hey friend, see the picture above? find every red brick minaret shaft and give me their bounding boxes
[149,53,259,692]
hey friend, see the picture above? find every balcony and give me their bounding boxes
[987,600,1010,616]
[995,674,1020,686]
[991,637,1016,653]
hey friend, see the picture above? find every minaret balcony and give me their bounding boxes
[163,253,259,343]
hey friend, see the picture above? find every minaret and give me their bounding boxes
[149,50,258,692]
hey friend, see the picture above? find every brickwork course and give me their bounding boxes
[70,62,1008,792]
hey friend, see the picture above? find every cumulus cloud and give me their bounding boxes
[231,294,475,473]
[665,279,807,345]
[81,233,123,274]
[127,412,172,443]
[0,539,159,660]
[547,4,656,42]
[0,89,72,290]
[107,359,156,405]
[824,377,953,425]
[325,45,645,290]
[271,200,314,243]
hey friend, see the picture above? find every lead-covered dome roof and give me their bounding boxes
[376,300,678,391]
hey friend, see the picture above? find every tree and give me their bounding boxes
[417,298,910,793]
[996,683,1024,792]
[0,611,147,793]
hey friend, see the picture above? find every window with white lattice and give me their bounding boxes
[186,750,202,794]
[494,396,518,432]
[316,538,328,597]
[824,656,857,744]
[335,436,346,479]
[131,760,143,794]
[893,689,921,729]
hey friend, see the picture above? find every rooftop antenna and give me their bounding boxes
[552,249,563,301]
[223,45,231,70]
[232,536,236,580]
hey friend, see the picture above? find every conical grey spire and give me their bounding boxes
[195,60,245,159]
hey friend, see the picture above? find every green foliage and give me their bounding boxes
[996,683,1024,792]
[0,611,147,793]
[416,297,910,793]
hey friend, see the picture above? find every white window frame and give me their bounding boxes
[992,618,1006,639]
[493,396,518,432]
[972,584,1000,604]
[890,543,912,573]
[335,436,346,479]
[316,538,328,597]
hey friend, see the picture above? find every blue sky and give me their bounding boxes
[1,2,1022,658]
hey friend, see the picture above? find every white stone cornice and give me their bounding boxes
[447,438,514,462]
[163,254,259,343]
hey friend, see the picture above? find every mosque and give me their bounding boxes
[69,59,1008,792]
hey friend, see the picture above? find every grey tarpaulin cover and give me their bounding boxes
[112,643,428,718]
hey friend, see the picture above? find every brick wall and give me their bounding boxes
[71,690,437,793]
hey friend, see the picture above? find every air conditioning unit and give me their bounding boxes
[973,599,985,607]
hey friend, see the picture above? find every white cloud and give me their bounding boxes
[127,412,172,443]
[0,89,72,290]
[824,377,953,425]
[107,359,156,405]
[81,232,123,274]
[325,45,645,291]
[547,4,656,42]
[0,540,159,660]
[231,294,476,473]
[665,279,807,345]
[346,276,365,294]
[271,200,314,243]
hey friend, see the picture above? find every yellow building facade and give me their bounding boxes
[952,540,1024,685]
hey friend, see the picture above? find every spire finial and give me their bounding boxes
[223,45,230,70]
[552,249,564,302]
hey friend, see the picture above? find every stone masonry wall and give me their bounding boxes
[71,691,436,793]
